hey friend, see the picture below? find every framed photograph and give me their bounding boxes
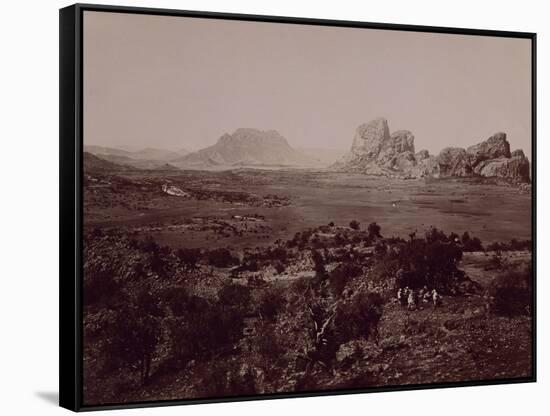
[60,3,536,411]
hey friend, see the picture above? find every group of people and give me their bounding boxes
[397,286,441,310]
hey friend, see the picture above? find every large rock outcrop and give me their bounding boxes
[172,128,317,169]
[331,119,530,183]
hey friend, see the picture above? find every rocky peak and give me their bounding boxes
[351,117,390,156]
[218,128,289,147]
[415,149,430,161]
[511,149,526,158]
[466,132,511,166]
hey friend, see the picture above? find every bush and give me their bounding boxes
[486,239,532,252]
[83,266,120,307]
[425,227,449,243]
[462,236,483,252]
[218,283,251,314]
[490,266,532,316]
[103,306,161,384]
[206,248,239,268]
[169,292,247,367]
[349,220,360,230]
[335,292,384,343]
[176,248,201,268]
[274,262,286,274]
[386,235,464,293]
[258,287,285,321]
[329,263,362,295]
[368,222,382,239]
[311,250,327,279]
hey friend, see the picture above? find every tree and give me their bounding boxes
[329,263,361,295]
[349,220,360,230]
[258,287,285,321]
[104,306,161,385]
[490,266,532,316]
[206,248,239,268]
[311,250,327,280]
[335,292,384,344]
[176,247,201,269]
[368,222,382,239]
[425,227,448,243]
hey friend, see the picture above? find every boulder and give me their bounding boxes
[415,149,430,161]
[387,150,417,171]
[511,149,526,158]
[466,132,511,167]
[378,130,415,164]
[477,154,530,182]
[436,147,473,177]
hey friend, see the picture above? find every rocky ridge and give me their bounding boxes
[331,118,530,183]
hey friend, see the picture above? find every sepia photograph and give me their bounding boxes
[78,9,534,407]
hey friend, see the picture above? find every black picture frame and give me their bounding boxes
[60,3,537,412]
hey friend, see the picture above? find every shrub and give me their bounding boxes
[258,287,285,321]
[206,248,239,268]
[490,266,532,316]
[169,293,246,367]
[486,239,532,252]
[386,235,464,293]
[425,227,449,243]
[335,292,384,343]
[349,220,360,230]
[329,263,362,295]
[463,236,483,252]
[176,247,201,268]
[368,222,382,239]
[103,306,161,384]
[218,283,251,314]
[274,262,286,274]
[83,267,120,307]
[311,250,327,279]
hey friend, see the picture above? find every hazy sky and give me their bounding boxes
[83,11,532,157]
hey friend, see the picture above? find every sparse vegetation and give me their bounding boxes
[82,169,532,405]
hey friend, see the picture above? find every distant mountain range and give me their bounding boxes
[83,152,132,173]
[84,145,188,170]
[85,131,341,171]
[84,121,529,183]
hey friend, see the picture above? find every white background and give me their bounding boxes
[0,0,547,414]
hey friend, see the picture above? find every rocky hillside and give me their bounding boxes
[172,128,317,169]
[84,146,186,170]
[83,152,132,173]
[331,118,530,183]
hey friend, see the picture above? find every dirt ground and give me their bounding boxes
[85,169,532,249]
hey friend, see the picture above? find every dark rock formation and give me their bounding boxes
[331,118,530,183]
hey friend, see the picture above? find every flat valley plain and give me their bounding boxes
[82,168,533,405]
[85,169,531,249]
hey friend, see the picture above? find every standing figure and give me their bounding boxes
[432,289,441,307]
[407,290,416,310]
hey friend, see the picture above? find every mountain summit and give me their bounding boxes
[172,128,316,169]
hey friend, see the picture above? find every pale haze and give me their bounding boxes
[83,11,532,157]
